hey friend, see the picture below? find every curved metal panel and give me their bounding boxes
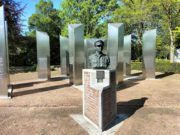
[107,23,124,85]
[174,49,180,63]
[60,36,69,75]
[84,38,107,68]
[142,29,157,79]
[0,6,9,97]
[36,30,50,80]
[68,24,85,85]
[124,35,131,76]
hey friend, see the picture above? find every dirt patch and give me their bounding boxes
[0,70,179,135]
[0,107,88,135]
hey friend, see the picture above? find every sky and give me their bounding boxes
[14,0,63,33]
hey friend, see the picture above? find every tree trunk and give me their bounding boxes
[169,27,174,63]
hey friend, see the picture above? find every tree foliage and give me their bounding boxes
[156,0,180,62]
[2,0,179,67]
[0,0,25,53]
[28,0,61,37]
[59,0,118,37]
[112,0,180,61]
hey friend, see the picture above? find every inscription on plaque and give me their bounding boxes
[96,70,105,83]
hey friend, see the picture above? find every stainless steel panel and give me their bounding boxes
[107,23,124,85]
[37,57,50,79]
[36,30,50,80]
[84,38,107,68]
[124,35,131,76]
[60,36,69,75]
[142,29,157,79]
[0,6,9,96]
[174,49,180,62]
[68,24,84,85]
[5,21,10,83]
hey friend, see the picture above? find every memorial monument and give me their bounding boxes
[60,36,70,75]
[142,29,157,79]
[124,35,132,76]
[68,24,85,85]
[83,40,116,132]
[0,6,11,98]
[36,30,50,80]
[107,23,124,85]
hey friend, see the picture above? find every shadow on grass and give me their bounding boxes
[12,83,71,97]
[105,97,148,131]
[156,72,174,79]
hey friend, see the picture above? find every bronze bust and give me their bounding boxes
[88,40,110,69]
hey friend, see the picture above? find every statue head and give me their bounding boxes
[94,40,104,52]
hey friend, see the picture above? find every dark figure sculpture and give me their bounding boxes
[88,40,110,69]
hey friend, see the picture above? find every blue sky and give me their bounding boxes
[15,0,63,33]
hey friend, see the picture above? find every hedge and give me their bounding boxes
[131,61,180,73]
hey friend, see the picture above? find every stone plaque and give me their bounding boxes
[96,70,105,83]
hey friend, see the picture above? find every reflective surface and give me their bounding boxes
[107,23,124,85]
[124,35,131,76]
[36,31,50,80]
[174,49,180,63]
[84,38,107,68]
[142,29,157,79]
[60,36,69,75]
[68,24,84,85]
[0,6,9,96]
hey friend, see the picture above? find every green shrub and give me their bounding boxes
[131,60,180,73]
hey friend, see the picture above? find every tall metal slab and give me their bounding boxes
[124,35,131,76]
[60,36,69,75]
[36,30,50,80]
[0,6,10,98]
[68,24,84,85]
[84,38,107,68]
[142,29,157,79]
[107,23,124,85]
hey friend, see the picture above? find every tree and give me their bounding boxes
[113,0,180,62]
[28,0,61,37]
[157,0,180,62]
[0,0,25,54]
[59,0,118,38]
[28,0,62,65]
[113,0,157,60]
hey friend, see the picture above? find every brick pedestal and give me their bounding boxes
[83,69,116,131]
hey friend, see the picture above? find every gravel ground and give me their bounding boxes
[0,69,179,135]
